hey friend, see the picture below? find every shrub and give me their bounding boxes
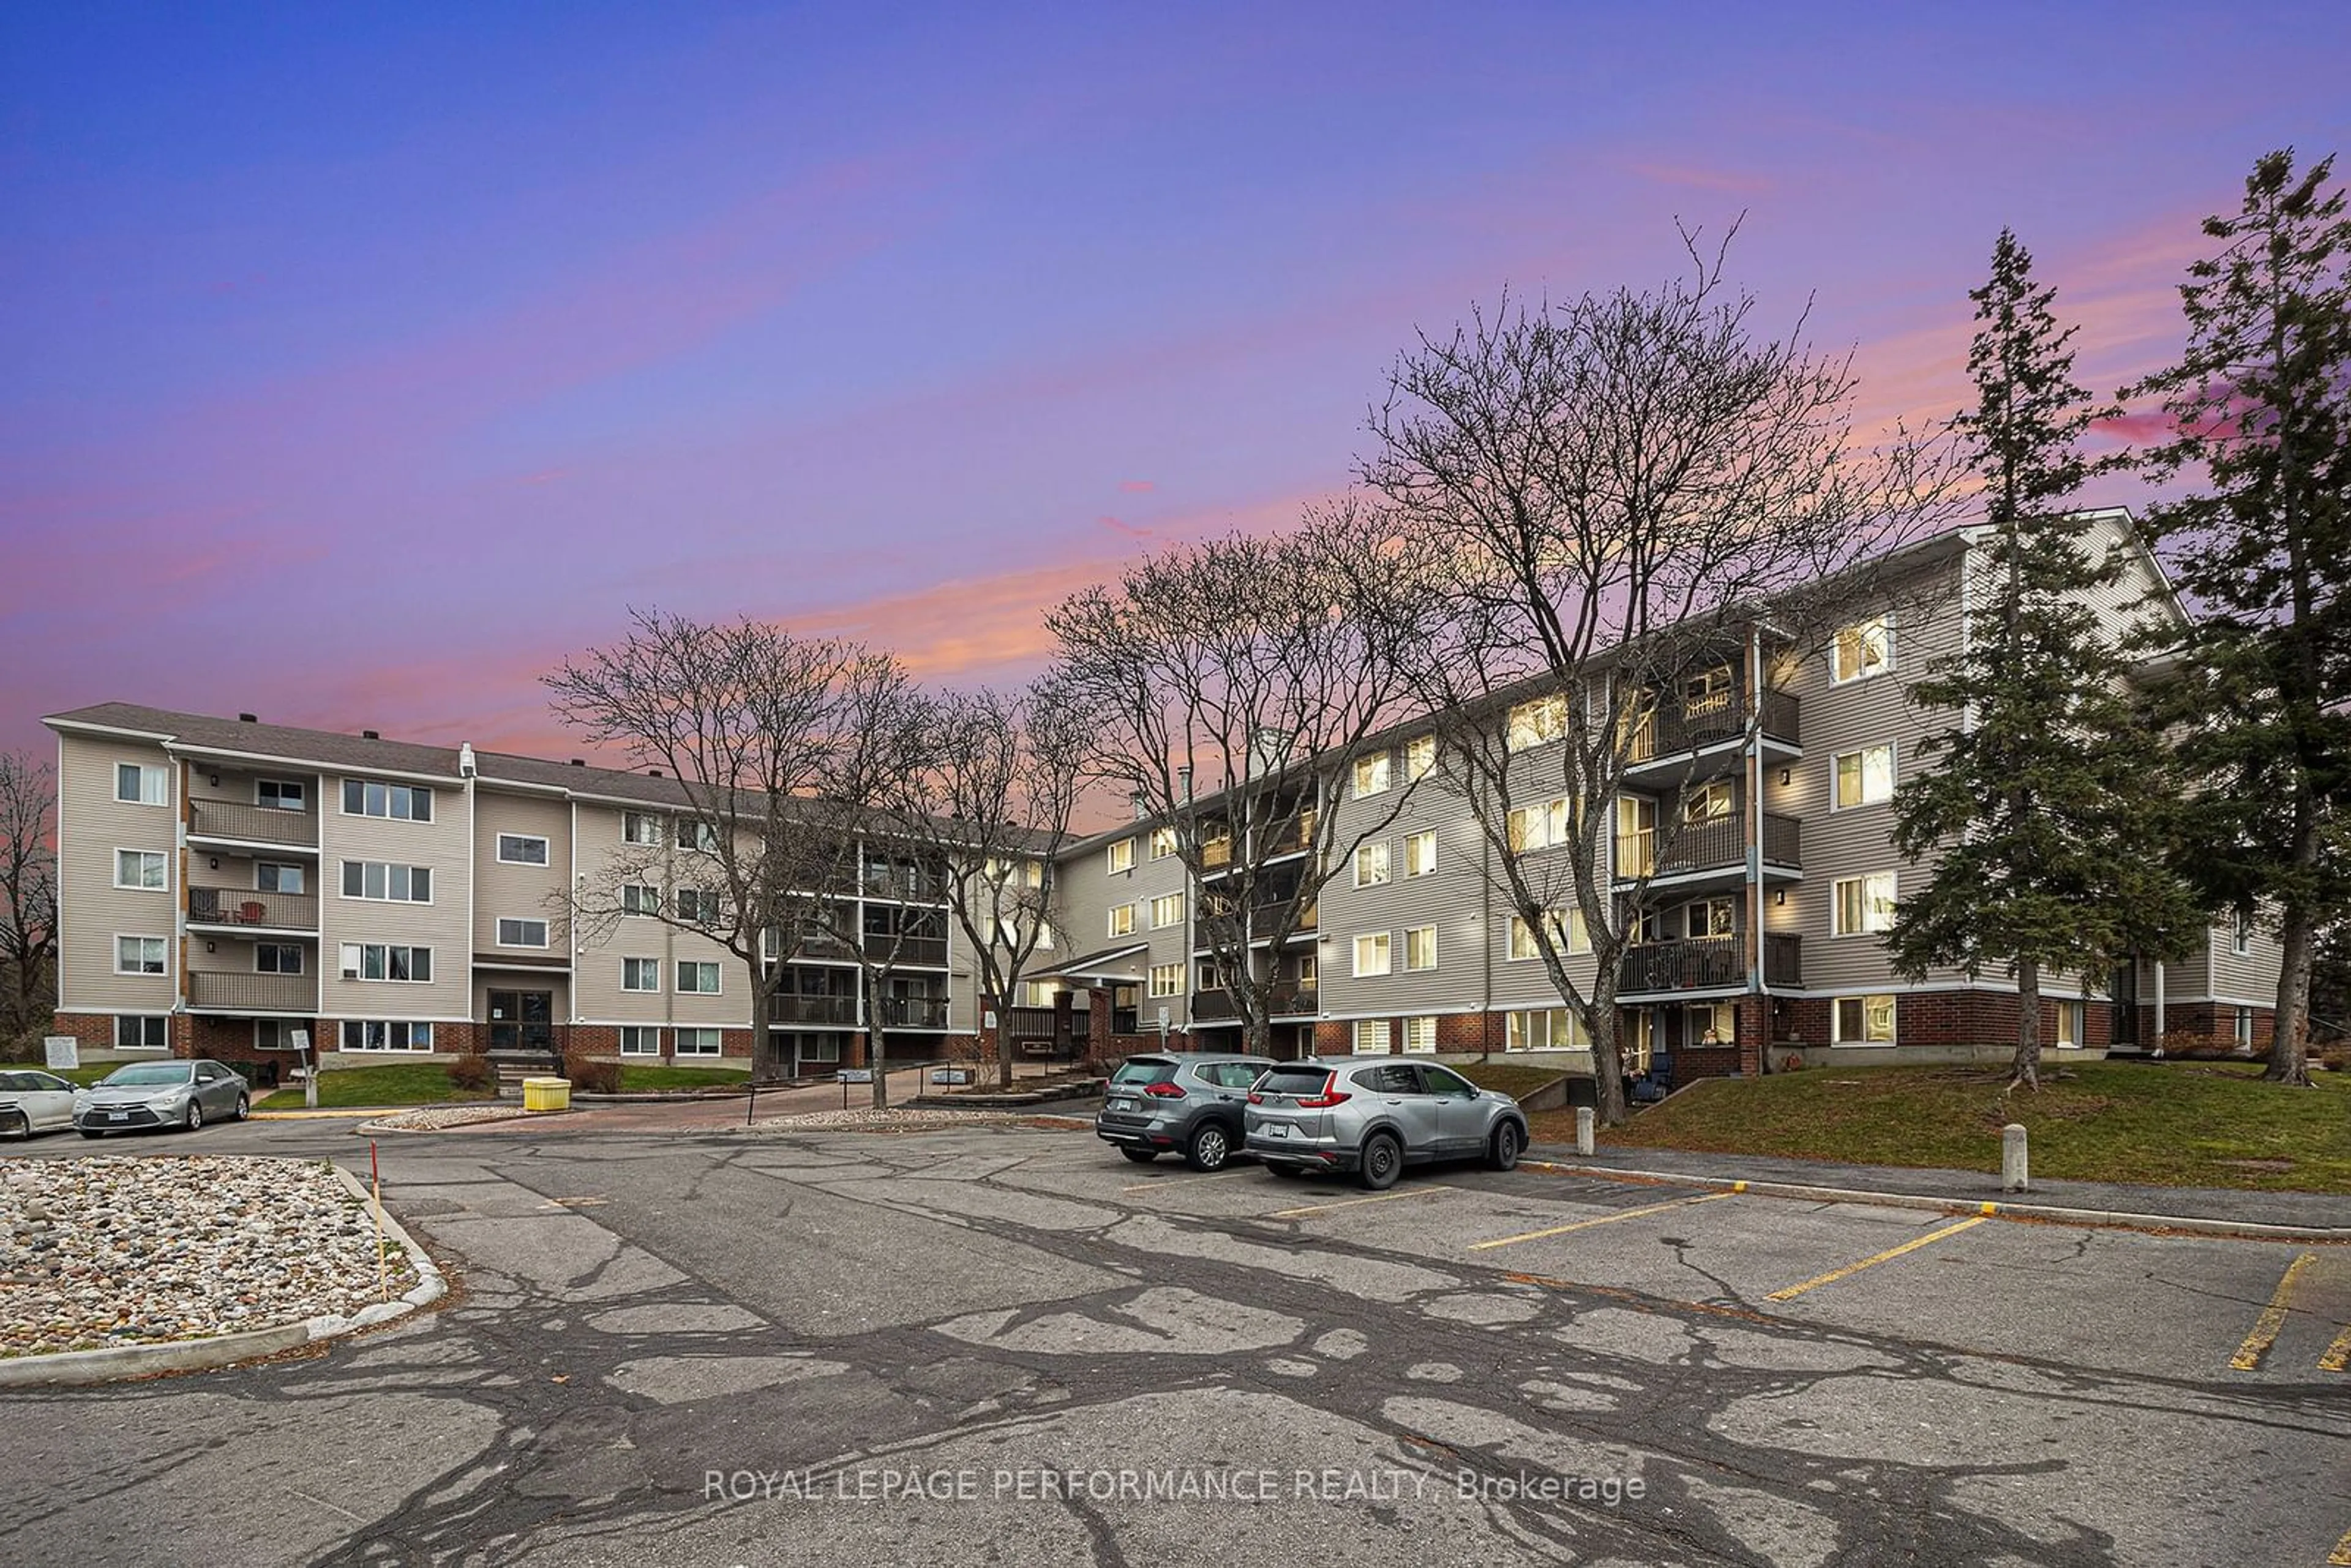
[564,1053,621,1094]
[446,1054,494,1092]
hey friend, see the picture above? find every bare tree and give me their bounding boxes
[1046,499,1438,1056]
[546,612,920,1083]
[1365,236,1960,1124]
[0,751,56,1048]
[891,681,1087,1087]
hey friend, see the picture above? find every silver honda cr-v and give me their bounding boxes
[1244,1056,1527,1190]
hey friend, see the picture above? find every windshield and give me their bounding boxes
[99,1064,190,1087]
[1110,1058,1176,1086]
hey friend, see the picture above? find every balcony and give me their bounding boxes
[1623,689,1801,771]
[1190,984,1317,1023]
[1617,932,1803,996]
[771,993,857,1026]
[1264,810,1318,858]
[1614,812,1801,883]
[862,866,948,904]
[864,931,948,967]
[874,995,951,1030]
[188,887,319,932]
[188,971,317,1014]
[188,799,318,850]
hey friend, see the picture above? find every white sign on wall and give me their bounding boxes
[43,1036,79,1071]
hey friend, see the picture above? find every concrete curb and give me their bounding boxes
[1520,1158,2351,1244]
[0,1163,449,1389]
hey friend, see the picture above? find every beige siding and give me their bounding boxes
[570,800,751,1027]
[318,770,473,1022]
[473,790,571,954]
[56,733,179,1017]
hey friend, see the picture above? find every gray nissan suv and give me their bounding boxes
[1096,1052,1276,1171]
[1245,1056,1527,1189]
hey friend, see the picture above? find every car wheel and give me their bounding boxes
[1487,1120,1523,1172]
[1120,1148,1158,1164]
[1185,1122,1233,1172]
[233,1093,250,1121]
[184,1100,203,1133]
[1357,1132,1402,1191]
[0,1109,23,1139]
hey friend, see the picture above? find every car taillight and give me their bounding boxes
[1143,1081,1185,1099]
[1246,1092,1264,1104]
[1297,1075,1351,1109]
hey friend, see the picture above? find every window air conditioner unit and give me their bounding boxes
[342,966,359,980]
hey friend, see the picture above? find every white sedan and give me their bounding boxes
[0,1070,81,1137]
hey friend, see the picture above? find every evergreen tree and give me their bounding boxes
[1889,230,2201,1089]
[2129,150,2351,1086]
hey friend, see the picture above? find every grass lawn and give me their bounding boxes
[260,1062,495,1109]
[616,1064,750,1093]
[1526,1060,2351,1193]
[1456,1062,1570,1103]
[51,1065,118,1087]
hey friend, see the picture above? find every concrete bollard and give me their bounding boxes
[1575,1106,1595,1158]
[2001,1123,2029,1192]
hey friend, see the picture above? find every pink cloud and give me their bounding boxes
[1117,479,1156,493]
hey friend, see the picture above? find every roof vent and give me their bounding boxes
[569,759,585,767]
[238,713,257,723]
[647,768,664,778]
[362,729,380,740]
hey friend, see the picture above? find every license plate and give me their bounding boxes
[1108,1098,1135,1112]
[108,1111,127,1121]
[1262,1123,1289,1138]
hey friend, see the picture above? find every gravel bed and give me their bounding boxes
[361,1105,533,1132]
[0,1156,419,1357]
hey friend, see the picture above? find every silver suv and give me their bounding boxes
[1097,1052,1277,1172]
[1245,1056,1528,1189]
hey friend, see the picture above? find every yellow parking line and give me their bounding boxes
[2331,1521,2351,1567]
[2319,1324,2351,1375]
[1268,1187,1455,1220]
[1766,1215,1988,1302]
[1469,1191,1738,1251]
[2229,1251,2317,1372]
[1120,1169,1256,1194]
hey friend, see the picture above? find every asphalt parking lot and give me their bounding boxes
[0,1112,2344,1567]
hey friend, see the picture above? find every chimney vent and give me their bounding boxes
[647,768,664,778]
[570,759,585,767]
[362,729,380,740]
[1177,765,1193,802]
[237,713,257,723]
[1128,790,1146,821]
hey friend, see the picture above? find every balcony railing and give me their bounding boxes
[188,799,318,848]
[874,995,951,1030]
[1200,835,1233,869]
[188,887,319,931]
[1191,984,1317,1022]
[188,972,317,1013]
[864,932,948,966]
[1624,689,1801,765]
[1264,811,1318,857]
[863,867,948,904]
[1616,812,1801,880]
[771,993,857,1026]
[1616,932,1803,993]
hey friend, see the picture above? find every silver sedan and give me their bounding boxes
[0,1070,80,1137]
[74,1059,250,1136]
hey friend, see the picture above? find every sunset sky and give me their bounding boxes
[6,4,2348,763]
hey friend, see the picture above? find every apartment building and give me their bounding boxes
[1030,512,2284,1084]
[45,705,975,1076]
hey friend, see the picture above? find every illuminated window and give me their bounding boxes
[1833,616,1893,683]
[1834,745,1895,809]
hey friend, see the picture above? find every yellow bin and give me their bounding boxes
[521,1076,572,1113]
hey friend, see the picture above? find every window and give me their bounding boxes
[622,883,661,918]
[1404,830,1438,877]
[1506,1008,1591,1052]
[496,918,549,948]
[1832,995,1896,1045]
[1353,842,1391,887]
[341,1020,433,1052]
[255,942,304,974]
[1834,873,1897,937]
[677,961,721,994]
[675,888,721,925]
[256,861,305,894]
[1353,1018,1392,1054]
[2054,1001,2084,1049]
[1832,615,1893,683]
[1508,695,1567,751]
[1405,735,1436,781]
[1834,746,1896,809]
[1507,797,1572,853]
[1685,1000,1736,1046]
[115,1015,168,1051]
[1507,909,1589,959]
[1148,826,1178,860]
[1353,932,1392,977]
[1682,664,1733,715]
[2232,911,2254,957]
[1107,838,1135,874]
[339,943,433,982]
[256,778,306,812]
[800,1035,843,1063]
[622,812,664,846]
[342,861,432,902]
[1019,980,1062,1008]
[1148,962,1182,999]
[1296,952,1318,987]
[1354,751,1392,797]
[988,857,1044,890]
[1403,1016,1438,1054]
[676,1026,722,1057]
[254,1019,298,1051]
[115,850,167,890]
[2235,1007,2255,1052]
[116,763,167,805]
[1682,781,1734,823]
[115,936,166,975]
[680,820,719,853]
[1404,925,1438,972]
[1108,904,1136,938]
[342,779,432,820]
[497,834,549,865]
[1150,893,1185,929]
[1685,898,1736,939]
[622,957,661,992]
[1196,960,1222,992]
[620,1026,662,1057]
